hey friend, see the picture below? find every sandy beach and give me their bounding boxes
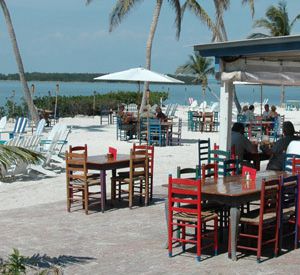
[0,105,299,210]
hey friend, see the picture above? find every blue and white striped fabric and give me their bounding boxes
[9,117,28,139]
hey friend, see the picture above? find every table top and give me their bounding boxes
[87,154,131,170]
[202,170,287,197]
[88,154,130,164]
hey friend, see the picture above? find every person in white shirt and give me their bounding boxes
[262,104,270,120]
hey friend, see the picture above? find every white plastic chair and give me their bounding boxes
[0,116,7,131]
[286,141,300,155]
[35,119,46,136]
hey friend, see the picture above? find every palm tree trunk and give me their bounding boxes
[140,0,163,113]
[0,0,39,123]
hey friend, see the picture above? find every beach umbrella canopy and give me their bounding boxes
[94,67,184,92]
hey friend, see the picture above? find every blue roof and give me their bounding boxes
[194,35,300,59]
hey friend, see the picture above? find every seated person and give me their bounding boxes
[269,105,278,120]
[241,105,248,115]
[155,106,167,121]
[262,121,300,171]
[245,104,255,122]
[231,122,257,161]
[262,104,270,120]
[117,104,133,123]
[139,104,155,118]
[117,104,135,137]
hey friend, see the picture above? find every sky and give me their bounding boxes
[1,0,300,75]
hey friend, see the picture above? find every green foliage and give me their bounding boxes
[0,249,63,275]
[32,91,168,117]
[0,72,103,82]
[0,145,44,178]
[0,72,193,84]
[0,248,26,275]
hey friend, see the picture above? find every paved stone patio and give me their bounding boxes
[0,187,300,274]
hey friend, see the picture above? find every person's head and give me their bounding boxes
[271,105,276,112]
[264,104,269,112]
[283,121,295,137]
[232,122,245,134]
[119,105,125,112]
[242,105,248,112]
[249,105,254,111]
[155,106,162,113]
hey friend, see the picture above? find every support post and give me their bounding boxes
[219,81,233,151]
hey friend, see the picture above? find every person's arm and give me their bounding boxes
[243,136,257,154]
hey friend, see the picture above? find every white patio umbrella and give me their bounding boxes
[94,67,184,93]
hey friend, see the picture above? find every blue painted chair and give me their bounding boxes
[148,118,165,146]
[116,117,129,141]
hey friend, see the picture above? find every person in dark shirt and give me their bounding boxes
[262,121,300,171]
[231,122,257,161]
[155,106,167,121]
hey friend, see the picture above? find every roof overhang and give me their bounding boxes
[193,35,300,86]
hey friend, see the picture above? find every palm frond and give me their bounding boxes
[168,0,181,39]
[290,14,300,29]
[183,0,216,33]
[242,0,255,17]
[109,0,143,32]
[0,145,44,175]
[247,33,270,39]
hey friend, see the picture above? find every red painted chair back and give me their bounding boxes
[109,146,117,160]
[242,165,257,180]
[201,163,218,182]
[292,156,300,174]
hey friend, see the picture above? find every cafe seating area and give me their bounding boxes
[116,111,181,146]
[188,111,219,132]
[166,138,300,262]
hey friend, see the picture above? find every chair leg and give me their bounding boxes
[228,222,231,258]
[182,222,186,252]
[84,185,89,215]
[214,217,218,255]
[66,183,71,212]
[145,178,149,206]
[196,222,201,262]
[257,225,263,262]
[129,181,133,209]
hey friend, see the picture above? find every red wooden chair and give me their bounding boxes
[168,176,218,262]
[292,156,300,174]
[229,178,280,262]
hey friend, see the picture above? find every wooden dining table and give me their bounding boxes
[87,154,130,212]
[164,170,289,261]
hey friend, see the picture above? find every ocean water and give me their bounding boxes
[0,80,300,107]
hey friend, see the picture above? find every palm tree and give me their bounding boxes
[248,1,300,105]
[0,0,39,123]
[0,145,43,178]
[248,0,300,38]
[87,0,182,112]
[182,0,255,113]
[176,54,217,106]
